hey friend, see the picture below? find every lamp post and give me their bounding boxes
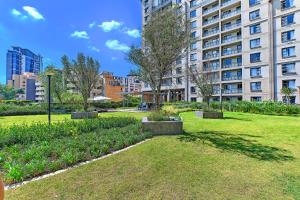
[46,72,55,126]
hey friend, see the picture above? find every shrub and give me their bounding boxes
[0,117,151,184]
[0,104,47,116]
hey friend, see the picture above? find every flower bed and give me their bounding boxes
[0,117,151,184]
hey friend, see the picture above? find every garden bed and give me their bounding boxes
[0,117,151,184]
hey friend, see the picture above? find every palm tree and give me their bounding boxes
[281,87,296,104]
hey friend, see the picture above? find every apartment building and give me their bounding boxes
[142,0,300,104]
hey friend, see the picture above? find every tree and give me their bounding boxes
[62,53,100,111]
[281,87,296,104]
[0,84,24,100]
[40,66,66,103]
[128,6,189,110]
[189,66,215,110]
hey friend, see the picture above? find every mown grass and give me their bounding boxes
[5,112,300,200]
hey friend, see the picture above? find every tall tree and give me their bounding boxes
[62,53,100,111]
[40,66,66,103]
[128,6,189,110]
[0,84,24,100]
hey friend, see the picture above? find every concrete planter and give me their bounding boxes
[71,111,98,119]
[142,117,183,135]
[196,111,223,119]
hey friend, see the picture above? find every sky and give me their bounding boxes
[0,0,142,84]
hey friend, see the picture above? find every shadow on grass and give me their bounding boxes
[178,131,294,162]
[223,117,252,122]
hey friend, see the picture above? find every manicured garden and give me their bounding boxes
[3,111,300,200]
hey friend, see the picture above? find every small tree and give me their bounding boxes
[189,67,215,111]
[40,66,66,104]
[62,53,100,111]
[281,87,296,104]
[0,84,24,100]
[128,6,189,110]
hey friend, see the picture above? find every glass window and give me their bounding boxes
[250,67,261,77]
[251,82,262,91]
[282,14,295,26]
[282,63,296,74]
[250,24,261,35]
[249,10,260,20]
[249,0,260,7]
[190,0,197,7]
[250,38,261,49]
[191,21,197,29]
[282,30,295,42]
[251,96,262,101]
[176,77,183,85]
[190,53,197,61]
[191,31,197,38]
[191,42,197,50]
[190,10,197,18]
[281,0,294,9]
[250,53,261,63]
[282,46,296,58]
[191,87,196,94]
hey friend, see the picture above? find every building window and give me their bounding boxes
[190,53,197,61]
[282,30,295,43]
[250,67,261,77]
[283,96,296,104]
[176,57,182,65]
[283,79,296,89]
[176,67,182,74]
[282,46,296,58]
[191,97,197,102]
[251,82,262,92]
[251,96,262,102]
[250,53,261,63]
[191,86,196,94]
[190,10,197,18]
[250,24,261,35]
[190,0,197,7]
[191,21,197,29]
[282,63,296,74]
[191,42,197,50]
[281,0,294,9]
[191,31,197,38]
[250,38,261,49]
[176,77,183,85]
[249,0,260,7]
[282,14,295,26]
[249,10,260,20]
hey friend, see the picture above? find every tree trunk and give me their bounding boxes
[83,97,88,112]
[0,179,4,200]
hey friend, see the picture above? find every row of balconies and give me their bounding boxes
[203,35,241,49]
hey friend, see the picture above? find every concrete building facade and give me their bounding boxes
[142,0,300,104]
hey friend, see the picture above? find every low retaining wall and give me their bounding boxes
[196,111,223,119]
[71,111,98,119]
[142,117,183,135]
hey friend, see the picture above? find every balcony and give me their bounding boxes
[222,48,242,56]
[203,40,220,49]
[221,9,241,19]
[203,52,220,60]
[203,29,220,37]
[222,22,241,32]
[222,75,242,81]
[203,6,219,15]
[223,88,243,94]
[221,0,240,7]
[203,17,219,26]
[222,35,241,44]
[222,62,242,69]
[201,0,219,7]
[204,64,220,71]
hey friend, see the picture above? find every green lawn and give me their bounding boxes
[5,112,300,200]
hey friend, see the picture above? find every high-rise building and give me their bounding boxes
[6,46,43,83]
[142,0,300,104]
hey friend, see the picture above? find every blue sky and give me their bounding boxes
[0,0,142,83]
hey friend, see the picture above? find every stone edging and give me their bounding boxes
[5,139,151,190]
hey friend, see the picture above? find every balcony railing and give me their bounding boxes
[222,48,242,56]
[221,9,241,19]
[203,53,220,60]
[204,64,220,71]
[203,40,220,48]
[223,88,243,94]
[221,0,240,7]
[222,22,241,31]
[203,18,219,26]
[203,6,219,15]
[222,62,242,69]
[222,35,242,44]
[203,29,219,37]
[222,75,242,81]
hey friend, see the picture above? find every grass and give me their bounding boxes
[5,112,300,200]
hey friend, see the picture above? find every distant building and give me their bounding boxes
[35,80,45,102]
[7,73,38,101]
[102,72,127,101]
[127,74,142,94]
[6,46,43,83]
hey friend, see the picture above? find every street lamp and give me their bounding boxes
[46,72,55,126]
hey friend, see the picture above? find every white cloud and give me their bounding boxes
[71,31,90,39]
[23,6,44,20]
[89,21,97,29]
[125,29,141,38]
[11,9,28,20]
[105,40,130,52]
[89,46,100,53]
[99,20,122,32]
[112,57,118,60]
